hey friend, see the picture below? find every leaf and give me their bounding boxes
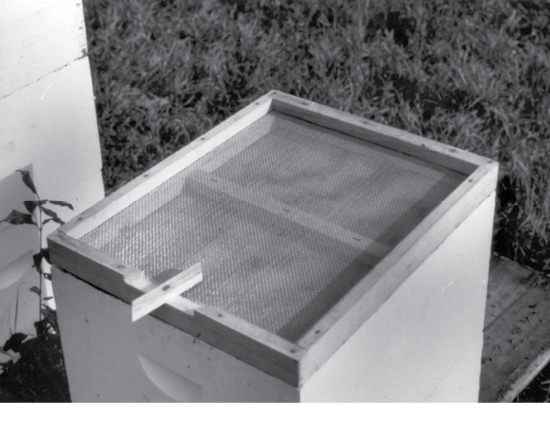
[29,286,41,296]
[32,252,43,274]
[16,170,37,195]
[47,200,74,211]
[42,248,51,264]
[0,210,36,226]
[40,206,65,225]
[43,296,54,301]
[34,319,48,337]
[23,200,47,214]
[3,333,29,353]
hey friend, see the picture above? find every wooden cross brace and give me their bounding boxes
[131,262,203,322]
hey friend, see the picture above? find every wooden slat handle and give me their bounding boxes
[132,262,203,322]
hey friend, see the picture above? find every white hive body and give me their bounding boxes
[49,91,498,402]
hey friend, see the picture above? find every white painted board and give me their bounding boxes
[300,192,495,402]
[0,0,87,99]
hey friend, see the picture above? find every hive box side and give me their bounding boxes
[300,191,496,402]
[297,159,498,384]
[51,265,299,402]
[48,232,304,387]
[48,90,499,389]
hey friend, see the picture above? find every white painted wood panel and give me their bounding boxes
[51,266,300,402]
[0,251,34,291]
[0,0,55,27]
[0,165,35,234]
[0,58,103,197]
[425,340,484,402]
[300,192,495,402]
[0,225,38,271]
[0,0,104,345]
[0,253,36,350]
[0,265,41,347]
[0,0,87,99]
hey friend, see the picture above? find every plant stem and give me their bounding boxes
[14,284,20,334]
[37,194,43,322]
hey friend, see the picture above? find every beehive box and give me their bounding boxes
[48,91,498,402]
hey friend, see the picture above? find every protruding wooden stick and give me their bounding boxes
[132,262,203,322]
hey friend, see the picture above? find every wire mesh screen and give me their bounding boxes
[80,111,467,342]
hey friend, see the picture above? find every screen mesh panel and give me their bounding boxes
[81,111,467,342]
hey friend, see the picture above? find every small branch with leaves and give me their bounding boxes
[0,170,73,402]
[1,170,73,320]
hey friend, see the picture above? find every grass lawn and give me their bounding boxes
[83,0,549,276]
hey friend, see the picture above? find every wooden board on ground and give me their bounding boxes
[479,256,550,402]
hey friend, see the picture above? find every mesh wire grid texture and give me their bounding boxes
[81,111,467,342]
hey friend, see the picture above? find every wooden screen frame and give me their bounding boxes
[48,90,498,388]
